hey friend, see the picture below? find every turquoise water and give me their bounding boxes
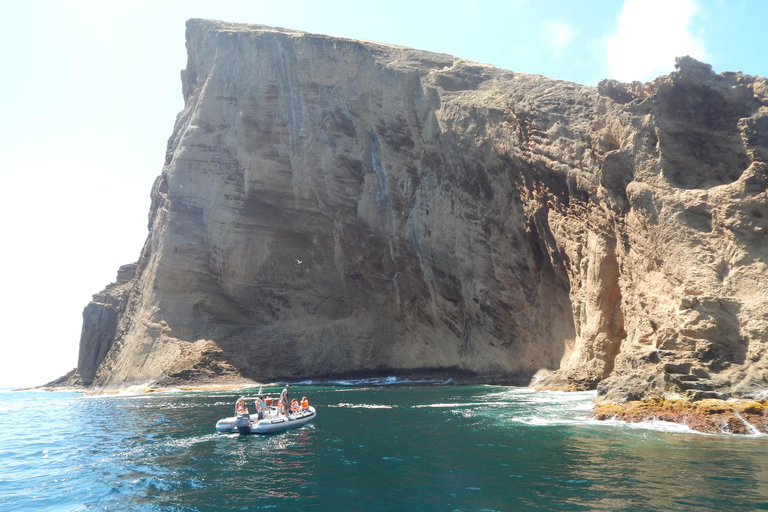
[1,382,767,511]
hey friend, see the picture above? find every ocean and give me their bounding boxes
[1,381,767,511]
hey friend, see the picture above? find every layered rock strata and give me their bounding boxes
[73,20,768,430]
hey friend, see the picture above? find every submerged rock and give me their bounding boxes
[70,20,768,413]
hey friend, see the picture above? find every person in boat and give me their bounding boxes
[235,397,247,415]
[279,384,290,415]
[301,397,309,410]
[255,396,266,420]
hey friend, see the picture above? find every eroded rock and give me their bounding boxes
[71,21,768,412]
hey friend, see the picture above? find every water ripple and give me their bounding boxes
[2,387,767,511]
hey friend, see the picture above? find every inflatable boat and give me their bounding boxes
[216,397,316,435]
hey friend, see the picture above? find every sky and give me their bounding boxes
[0,0,766,389]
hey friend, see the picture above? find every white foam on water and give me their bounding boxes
[470,388,598,427]
[165,433,220,449]
[413,401,511,408]
[327,376,454,387]
[475,388,735,436]
[523,390,598,403]
[469,388,766,437]
[332,403,394,409]
[329,376,400,386]
[513,416,554,426]
[586,416,703,435]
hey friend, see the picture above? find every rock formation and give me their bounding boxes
[72,19,768,430]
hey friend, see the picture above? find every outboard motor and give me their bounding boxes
[236,412,251,435]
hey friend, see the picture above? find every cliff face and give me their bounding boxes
[79,19,768,408]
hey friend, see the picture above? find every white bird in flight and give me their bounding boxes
[296,259,303,264]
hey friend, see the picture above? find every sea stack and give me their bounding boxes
[72,19,768,432]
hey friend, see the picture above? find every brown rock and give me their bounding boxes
[593,398,768,434]
[72,20,768,416]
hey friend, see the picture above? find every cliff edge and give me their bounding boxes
[71,20,768,431]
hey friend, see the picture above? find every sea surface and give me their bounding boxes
[1,381,767,511]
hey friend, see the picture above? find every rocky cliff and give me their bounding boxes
[74,19,768,429]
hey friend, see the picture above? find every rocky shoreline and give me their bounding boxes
[593,397,768,434]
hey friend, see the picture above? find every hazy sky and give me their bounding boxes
[1,0,766,388]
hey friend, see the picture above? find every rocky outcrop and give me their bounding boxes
[593,398,768,435]
[75,20,768,428]
[77,263,136,385]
